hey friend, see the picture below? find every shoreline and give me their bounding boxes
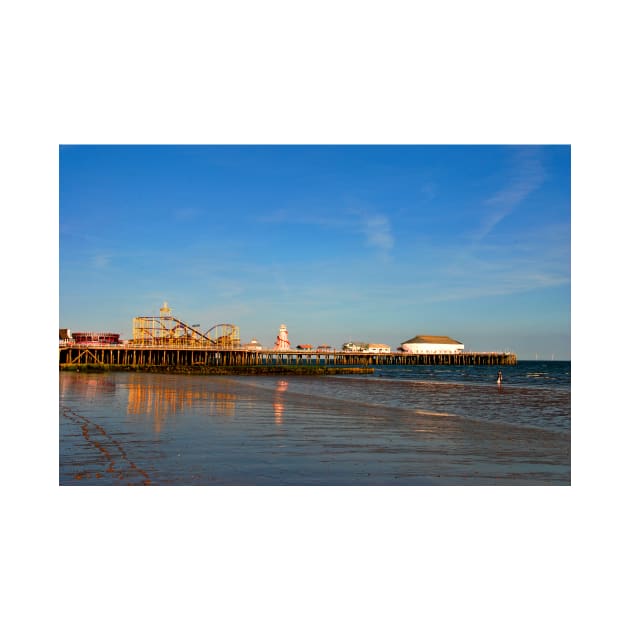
[59,364,375,376]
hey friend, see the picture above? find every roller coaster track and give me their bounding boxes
[206,323,240,347]
[131,315,239,347]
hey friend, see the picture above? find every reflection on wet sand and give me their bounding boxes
[126,376,236,433]
[60,372,570,485]
[59,375,116,399]
[273,380,288,424]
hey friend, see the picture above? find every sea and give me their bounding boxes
[59,360,570,486]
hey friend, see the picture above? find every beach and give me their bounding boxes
[59,367,570,485]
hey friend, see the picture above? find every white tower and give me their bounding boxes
[274,324,291,350]
[160,301,172,317]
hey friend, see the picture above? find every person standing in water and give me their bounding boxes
[497,370,503,385]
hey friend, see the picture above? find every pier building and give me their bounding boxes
[342,342,391,353]
[367,343,391,353]
[400,335,465,354]
[242,338,263,351]
[65,331,121,344]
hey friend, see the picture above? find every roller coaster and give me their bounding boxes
[129,302,240,348]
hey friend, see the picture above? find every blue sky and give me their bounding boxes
[59,145,570,359]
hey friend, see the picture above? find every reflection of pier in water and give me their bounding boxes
[59,375,116,399]
[126,378,236,432]
[274,380,288,424]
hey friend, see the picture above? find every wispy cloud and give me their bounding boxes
[357,212,394,257]
[259,207,395,257]
[91,253,112,269]
[474,149,546,241]
[388,213,570,305]
[423,270,568,303]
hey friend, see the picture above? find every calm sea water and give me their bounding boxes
[373,360,570,389]
[59,361,570,486]
[311,360,571,432]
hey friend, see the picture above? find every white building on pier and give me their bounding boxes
[399,335,464,354]
[342,341,391,353]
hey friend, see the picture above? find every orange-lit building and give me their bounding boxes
[70,331,121,344]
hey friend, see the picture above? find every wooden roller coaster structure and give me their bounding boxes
[129,302,240,348]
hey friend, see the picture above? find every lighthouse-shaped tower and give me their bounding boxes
[273,324,291,350]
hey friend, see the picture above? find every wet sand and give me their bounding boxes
[59,372,570,485]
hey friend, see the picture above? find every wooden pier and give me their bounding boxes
[59,345,517,368]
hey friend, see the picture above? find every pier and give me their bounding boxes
[59,345,517,368]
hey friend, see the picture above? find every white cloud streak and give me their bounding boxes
[258,207,395,257]
[474,149,546,241]
[359,212,394,256]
